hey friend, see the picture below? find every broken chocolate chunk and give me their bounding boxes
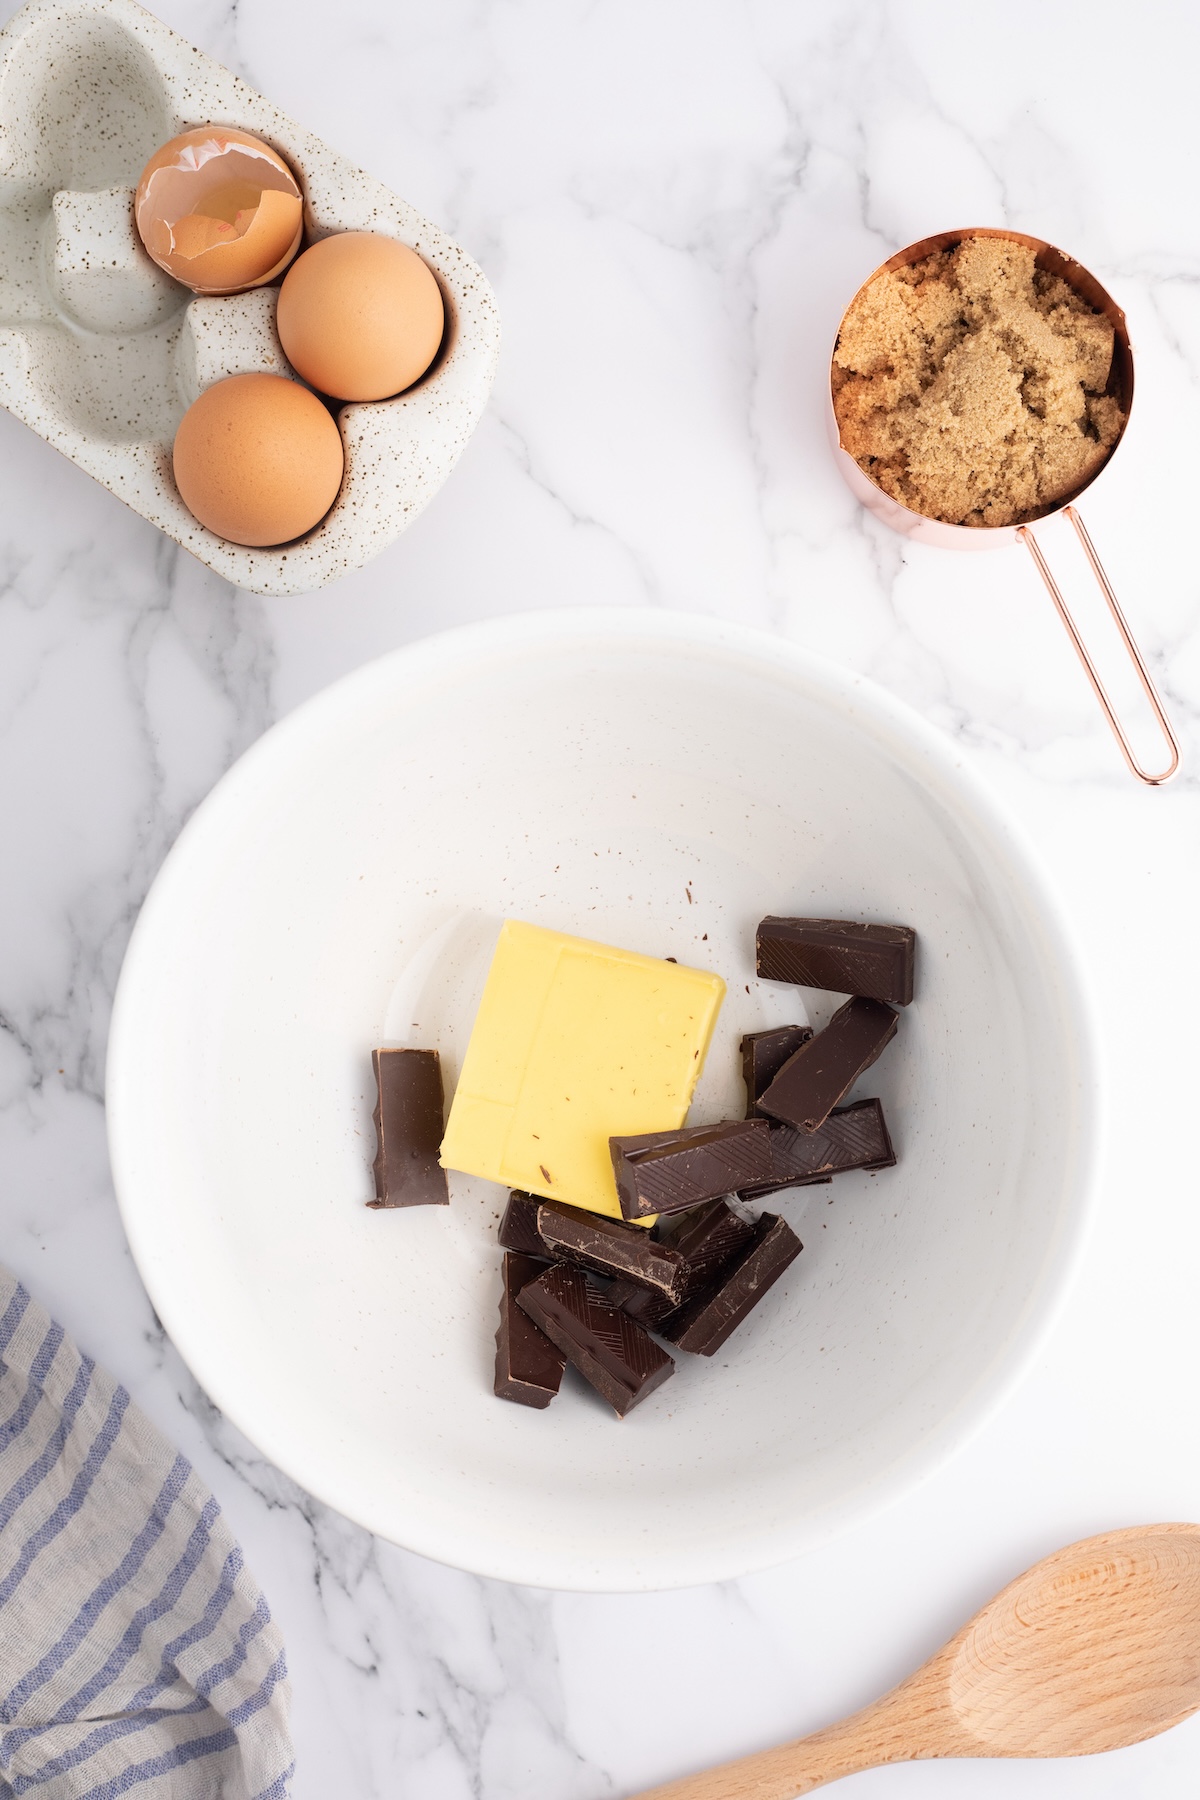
[498,1190,553,1259]
[742,1024,813,1116]
[757,997,897,1133]
[368,1047,449,1207]
[605,1278,677,1329]
[610,1198,758,1328]
[756,917,916,1006]
[660,1213,802,1355]
[517,1264,674,1417]
[536,1200,686,1302]
[499,1193,687,1300]
[495,1252,567,1408]
[610,1118,773,1221]
[740,1099,896,1198]
[662,1196,758,1292]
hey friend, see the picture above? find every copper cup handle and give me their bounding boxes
[1017,506,1181,786]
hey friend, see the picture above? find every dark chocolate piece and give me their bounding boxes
[498,1190,553,1259]
[660,1213,802,1355]
[663,1197,758,1292]
[741,1025,813,1117]
[610,1198,758,1328]
[606,1278,676,1329]
[517,1265,674,1417]
[499,1192,686,1300]
[610,1119,773,1221]
[740,1099,896,1198]
[756,917,916,1006]
[368,1048,449,1207]
[536,1201,686,1301]
[494,1252,566,1408]
[757,997,897,1133]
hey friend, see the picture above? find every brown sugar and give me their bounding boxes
[832,236,1125,528]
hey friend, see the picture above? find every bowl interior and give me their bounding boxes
[108,614,1094,1590]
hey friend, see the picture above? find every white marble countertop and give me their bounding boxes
[3,0,1200,1794]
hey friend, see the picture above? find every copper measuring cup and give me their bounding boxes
[828,228,1180,785]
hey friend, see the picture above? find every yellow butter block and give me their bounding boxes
[440,920,725,1218]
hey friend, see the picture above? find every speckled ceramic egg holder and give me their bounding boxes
[0,0,500,595]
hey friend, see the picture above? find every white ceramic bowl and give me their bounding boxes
[107,611,1099,1591]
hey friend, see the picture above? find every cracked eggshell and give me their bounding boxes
[135,126,303,294]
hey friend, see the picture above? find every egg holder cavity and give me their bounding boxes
[0,0,500,595]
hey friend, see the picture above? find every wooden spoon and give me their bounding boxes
[631,1524,1200,1797]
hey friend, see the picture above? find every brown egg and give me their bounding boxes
[135,128,303,295]
[276,233,445,402]
[173,374,344,547]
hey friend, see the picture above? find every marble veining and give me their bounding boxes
[3,0,1200,1795]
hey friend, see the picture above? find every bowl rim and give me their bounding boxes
[107,607,1103,1591]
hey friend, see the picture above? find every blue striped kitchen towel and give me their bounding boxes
[0,1265,293,1799]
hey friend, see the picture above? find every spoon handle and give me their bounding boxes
[627,1690,956,1799]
